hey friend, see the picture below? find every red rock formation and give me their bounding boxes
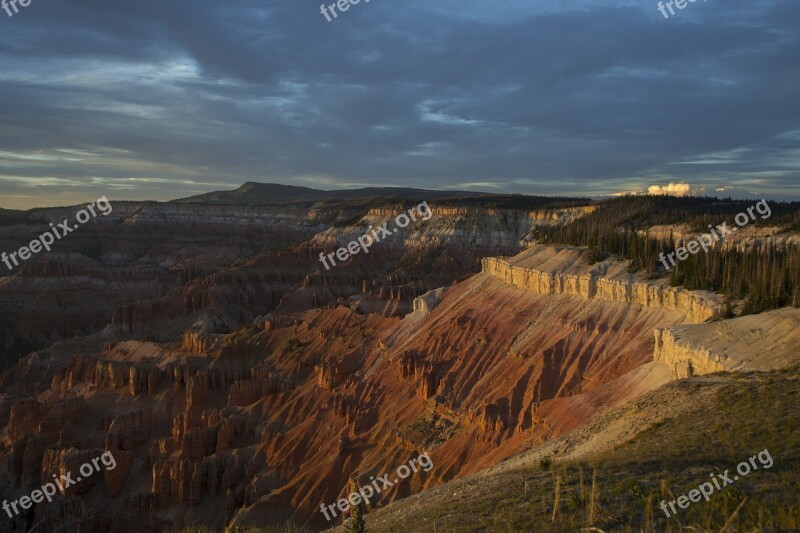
[41,447,105,495]
[39,397,86,434]
[3,195,791,533]
[182,331,218,354]
[216,413,255,453]
[8,398,45,441]
[105,408,153,451]
[61,356,95,392]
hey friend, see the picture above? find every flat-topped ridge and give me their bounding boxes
[482,245,725,324]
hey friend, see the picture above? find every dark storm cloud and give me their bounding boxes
[0,0,798,207]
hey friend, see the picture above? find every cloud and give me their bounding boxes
[610,182,779,200]
[0,0,798,207]
[710,186,769,200]
[646,182,706,197]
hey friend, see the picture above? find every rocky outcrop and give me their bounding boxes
[8,398,45,441]
[654,307,800,378]
[411,287,448,316]
[315,356,360,390]
[105,408,154,450]
[473,401,509,432]
[163,408,256,463]
[93,360,133,390]
[39,397,86,434]
[365,205,596,224]
[152,459,192,503]
[643,223,800,252]
[227,369,298,406]
[93,360,165,396]
[482,250,724,324]
[129,364,162,396]
[227,379,260,406]
[395,352,443,400]
[41,447,106,495]
[653,328,725,378]
[181,426,217,461]
[111,298,183,334]
[528,206,597,223]
[182,331,219,354]
[152,454,248,506]
[56,356,95,393]
[186,373,210,412]
[216,413,256,453]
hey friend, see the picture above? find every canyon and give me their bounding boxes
[0,187,797,532]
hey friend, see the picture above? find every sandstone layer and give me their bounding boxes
[654,307,800,378]
[482,246,725,324]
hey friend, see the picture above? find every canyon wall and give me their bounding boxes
[654,307,800,378]
[482,256,724,324]
[366,205,596,224]
[9,192,794,532]
[653,328,725,378]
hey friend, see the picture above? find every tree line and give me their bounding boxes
[534,196,800,315]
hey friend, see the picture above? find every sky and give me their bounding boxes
[0,0,798,208]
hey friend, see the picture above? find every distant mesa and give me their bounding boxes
[173,181,484,206]
[172,181,593,208]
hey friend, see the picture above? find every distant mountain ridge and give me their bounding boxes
[173,181,488,206]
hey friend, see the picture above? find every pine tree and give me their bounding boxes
[349,501,366,533]
[348,478,366,533]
